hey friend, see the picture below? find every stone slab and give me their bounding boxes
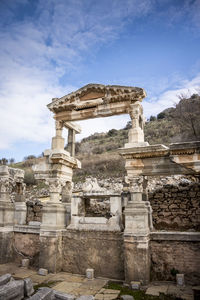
[145,285,168,296]
[38,268,48,276]
[0,279,24,300]
[29,287,53,299]
[0,263,19,276]
[76,296,94,300]
[24,277,34,297]
[0,273,12,286]
[54,290,75,300]
[12,269,36,279]
[53,281,82,293]
[121,296,134,300]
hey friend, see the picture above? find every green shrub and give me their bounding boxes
[24,170,36,185]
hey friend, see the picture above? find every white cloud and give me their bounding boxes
[0,0,154,151]
[0,0,199,153]
[143,74,200,117]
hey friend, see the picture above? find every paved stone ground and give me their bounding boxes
[0,263,120,298]
[0,263,194,299]
[145,281,194,300]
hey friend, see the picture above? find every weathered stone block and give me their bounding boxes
[38,268,48,276]
[29,287,53,299]
[0,280,24,300]
[121,296,134,300]
[24,278,34,297]
[176,274,184,286]
[0,274,12,287]
[86,268,94,280]
[54,290,75,300]
[21,258,30,268]
[130,281,141,290]
[76,296,94,300]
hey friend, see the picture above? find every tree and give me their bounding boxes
[9,158,15,164]
[1,158,8,165]
[157,112,166,120]
[173,94,200,141]
[150,115,156,122]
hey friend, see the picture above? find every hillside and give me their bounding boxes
[3,93,200,183]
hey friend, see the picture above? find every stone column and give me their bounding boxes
[0,166,14,263]
[14,182,27,225]
[0,166,14,227]
[51,120,65,150]
[67,128,76,157]
[39,178,67,273]
[123,176,151,284]
[125,101,148,148]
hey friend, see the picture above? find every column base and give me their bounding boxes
[0,226,14,263]
[124,234,150,284]
[39,229,63,273]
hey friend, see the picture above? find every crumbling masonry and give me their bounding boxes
[0,84,200,285]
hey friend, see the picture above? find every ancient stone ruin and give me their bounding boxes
[0,84,200,291]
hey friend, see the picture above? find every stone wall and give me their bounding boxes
[13,232,40,267]
[26,200,43,224]
[150,237,200,285]
[62,229,124,280]
[149,181,200,230]
[0,230,13,264]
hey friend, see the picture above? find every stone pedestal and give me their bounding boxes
[39,202,67,273]
[124,234,150,284]
[14,202,27,225]
[123,199,151,284]
[41,203,67,230]
[0,227,14,263]
[0,202,14,227]
[39,230,63,273]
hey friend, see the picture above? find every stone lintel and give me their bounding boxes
[150,231,200,242]
[14,225,40,234]
[40,229,64,237]
[64,121,81,133]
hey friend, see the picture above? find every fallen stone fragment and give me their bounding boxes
[21,258,30,268]
[0,279,24,300]
[29,287,53,299]
[130,281,140,290]
[53,290,76,300]
[121,296,134,300]
[86,269,94,280]
[38,268,48,276]
[24,278,34,297]
[0,274,12,287]
[76,296,94,300]
[176,274,185,286]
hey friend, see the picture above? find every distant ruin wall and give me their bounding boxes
[62,230,124,280]
[149,182,200,231]
[150,233,200,285]
[26,200,43,224]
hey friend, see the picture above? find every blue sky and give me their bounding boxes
[0,0,200,161]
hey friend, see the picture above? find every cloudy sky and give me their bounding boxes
[0,0,200,161]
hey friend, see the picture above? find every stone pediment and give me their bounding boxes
[47,84,146,121]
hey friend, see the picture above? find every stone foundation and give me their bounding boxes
[0,228,13,264]
[62,229,124,280]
